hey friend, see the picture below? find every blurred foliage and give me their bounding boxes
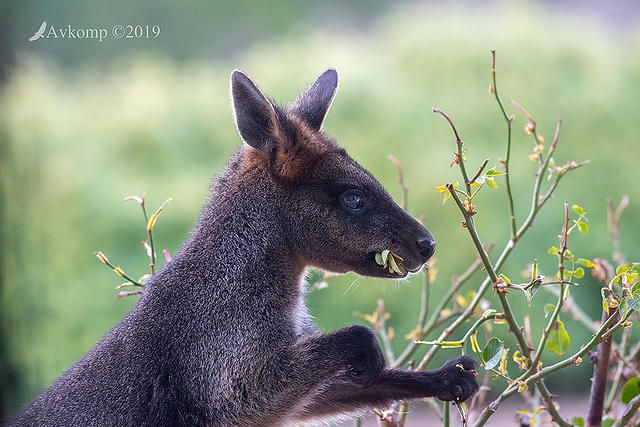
[1,1,640,418]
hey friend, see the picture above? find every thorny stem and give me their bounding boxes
[537,381,572,427]
[433,108,472,195]
[491,50,517,239]
[474,310,626,426]
[446,185,531,360]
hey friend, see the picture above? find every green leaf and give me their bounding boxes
[616,264,629,275]
[146,198,173,232]
[482,337,505,370]
[499,273,511,284]
[544,304,556,317]
[577,221,589,234]
[601,419,614,427]
[388,253,406,275]
[627,291,640,311]
[632,281,640,295]
[524,281,541,307]
[548,246,559,255]
[577,258,596,269]
[572,205,584,215]
[574,267,585,279]
[621,377,640,404]
[486,168,505,177]
[415,340,464,348]
[570,417,585,427]
[486,177,498,189]
[374,252,384,266]
[546,320,570,356]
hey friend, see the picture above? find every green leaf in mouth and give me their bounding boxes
[375,250,406,275]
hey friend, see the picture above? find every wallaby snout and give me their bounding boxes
[381,206,436,274]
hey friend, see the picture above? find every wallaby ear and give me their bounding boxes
[230,70,279,150]
[289,69,338,131]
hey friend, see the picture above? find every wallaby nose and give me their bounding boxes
[416,236,436,260]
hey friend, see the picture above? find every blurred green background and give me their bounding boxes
[1,0,639,421]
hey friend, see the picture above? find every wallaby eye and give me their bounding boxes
[340,190,366,212]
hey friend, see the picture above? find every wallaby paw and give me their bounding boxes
[434,355,479,402]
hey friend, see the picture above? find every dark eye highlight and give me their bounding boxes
[340,190,366,213]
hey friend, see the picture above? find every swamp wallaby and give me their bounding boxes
[11,69,478,426]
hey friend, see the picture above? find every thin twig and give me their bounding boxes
[388,155,409,211]
[376,299,396,363]
[93,251,143,287]
[607,196,629,265]
[491,50,517,239]
[433,108,472,195]
[605,327,631,413]
[612,394,640,427]
[537,381,572,427]
[468,159,489,186]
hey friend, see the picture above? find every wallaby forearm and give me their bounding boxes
[288,326,477,421]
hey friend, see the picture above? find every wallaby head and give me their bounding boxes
[230,69,435,278]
